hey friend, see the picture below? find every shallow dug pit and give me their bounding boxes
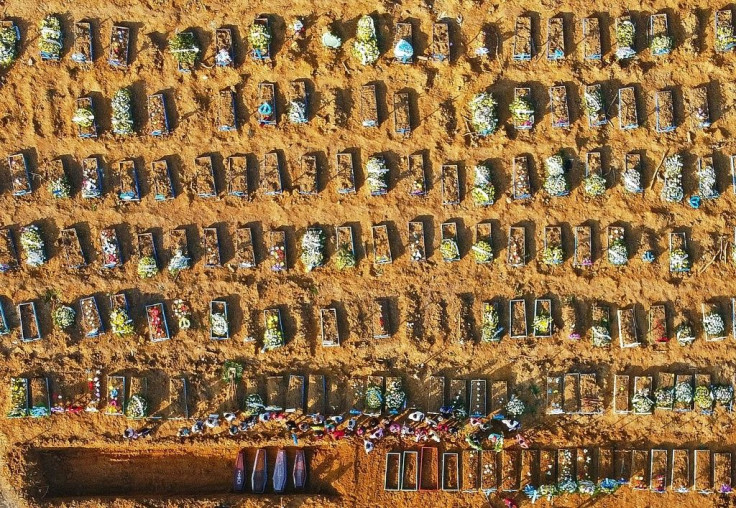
[36,447,327,498]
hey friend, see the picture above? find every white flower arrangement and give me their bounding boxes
[20,226,45,267]
[210,312,228,337]
[674,382,693,404]
[321,32,342,49]
[632,390,654,413]
[591,320,611,347]
[703,311,725,337]
[697,161,719,199]
[288,99,308,124]
[365,156,389,196]
[352,16,379,65]
[622,167,643,193]
[608,240,628,266]
[543,155,569,197]
[661,154,684,203]
[505,394,525,416]
[167,248,191,276]
[384,379,406,412]
[713,385,734,405]
[468,92,498,136]
[655,387,674,408]
[52,305,76,329]
[583,89,604,117]
[300,228,325,272]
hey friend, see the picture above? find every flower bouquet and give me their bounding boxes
[674,381,693,410]
[471,240,493,264]
[20,225,45,267]
[650,34,673,55]
[697,160,719,199]
[632,389,654,413]
[126,394,148,419]
[72,105,95,129]
[365,156,389,196]
[365,384,383,412]
[167,247,191,276]
[384,379,406,414]
[654,386,673,409]
[615,19,636,59]
[533,312,552,336]
[538,484,558,502]
[543,154,569,197]
[172,299,192,330]
[440,238,460,262]
[269,242,286,272]
[250,22,271,56]
[394,37,413,62]
[542,245,564,266]
[111,88,134,135]
[487,433,503,452]
[169,31,199,71]
[39,16,62,60]
[222,359,243,383]
[591,315,611,347]
[81,162,102,198]
[622,165,643,193]
[608,240,628,266]
[8,378,28,418]
[146,304,168,341]
[713,385,733,407]
[301,229,325,272]
[48,173,71,198]
[263,311,284,351]
[335,244,356,270]
[675,322,695,346]
[669,247,689,272]
[244,393,264,416]
[557,449,577,494]
[480,303,501,342]
[583,87,604,121]
[110,308,134,336]
[506,394,525,416]
[468,92,498,136]
[661,154,683,202]
[53,305,75,329]
[137,256,158,278]
[100,229,120,268]
[288,98,308,124]
[0,23,19,67]
[352,15,379,65]
[583,173,606,197]
[470,164,494,206]
[703,311,725,337]
[509,95,534,128]
[321,31,342,49]
[716,25,736,52]
[694,385,714,412]
[210,310,228,339]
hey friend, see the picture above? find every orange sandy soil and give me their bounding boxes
[1,0,736,506]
